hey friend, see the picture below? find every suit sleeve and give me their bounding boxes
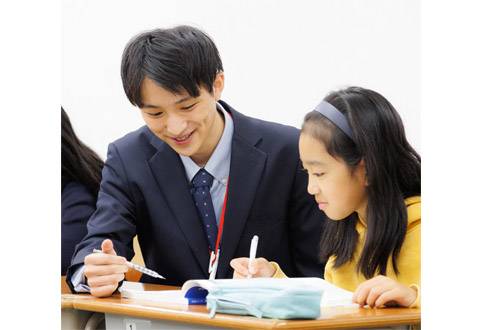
[286,158,326,278]
[66,143,137,290]
[61,182,95,275]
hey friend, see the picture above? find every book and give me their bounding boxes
[119,277,356,307]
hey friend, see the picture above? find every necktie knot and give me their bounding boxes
[192,169,214,189]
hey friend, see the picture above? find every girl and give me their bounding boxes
[230,87,421,308]
[61,107,104,275]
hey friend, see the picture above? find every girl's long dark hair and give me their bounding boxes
[61,107,104,196]
[302,87,421,279]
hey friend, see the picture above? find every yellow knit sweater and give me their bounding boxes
[273,196,421,307]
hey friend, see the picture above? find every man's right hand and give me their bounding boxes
[84,239,129,297]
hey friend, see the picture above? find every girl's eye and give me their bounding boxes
[301,168,324,178]
[181,103,197,110]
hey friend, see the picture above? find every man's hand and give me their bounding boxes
[84,239,129,297]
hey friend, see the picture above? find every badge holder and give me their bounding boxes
[208,249,220,280]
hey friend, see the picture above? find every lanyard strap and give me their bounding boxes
[212,109,232,255]
[210,179,229,264]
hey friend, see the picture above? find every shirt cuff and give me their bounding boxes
[71,265,91,293]
[408,284,420,308]
[270,261,288,278]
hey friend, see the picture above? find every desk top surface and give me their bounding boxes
[61,277,420,329]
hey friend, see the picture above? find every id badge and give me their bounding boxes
[208,249,220,280]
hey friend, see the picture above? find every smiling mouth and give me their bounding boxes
[172,131,193,142]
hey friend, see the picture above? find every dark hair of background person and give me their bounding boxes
[61,107,104,196]
[120,25,224,108]
[301,86,421,279]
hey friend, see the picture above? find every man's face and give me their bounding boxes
[139,74,225,165]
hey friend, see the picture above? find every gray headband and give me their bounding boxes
[313,101,354,140]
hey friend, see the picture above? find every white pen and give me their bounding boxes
[93,248,165,279]
[247,235,259,279]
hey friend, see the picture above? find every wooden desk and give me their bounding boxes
[61,277,420,329]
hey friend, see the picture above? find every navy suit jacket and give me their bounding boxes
[61,181,95,275]
[67,101,325,289]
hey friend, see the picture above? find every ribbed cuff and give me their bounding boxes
[408,284,420,308]
[270,261,288,278]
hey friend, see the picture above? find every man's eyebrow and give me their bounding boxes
[174,96,194,104]
[142,103,160,109]
[141,95,193,109]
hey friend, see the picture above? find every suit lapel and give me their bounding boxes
[144,103,267,280]
[147,138,210,278]
[216,105,267,278]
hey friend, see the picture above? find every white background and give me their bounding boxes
[62,0,420,158]
[3,0,480,329]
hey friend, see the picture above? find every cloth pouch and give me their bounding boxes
[206,282,323,319]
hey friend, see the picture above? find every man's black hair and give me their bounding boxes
[121,25,223,107]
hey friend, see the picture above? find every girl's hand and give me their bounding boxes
[230,257,275,278]
[352,275,417,308]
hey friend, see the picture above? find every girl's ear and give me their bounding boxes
[358,159,369,187]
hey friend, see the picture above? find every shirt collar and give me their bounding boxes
[180,102,233,185]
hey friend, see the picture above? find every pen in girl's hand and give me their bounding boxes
[247,235,259,279]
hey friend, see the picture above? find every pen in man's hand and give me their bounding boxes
[247,235,259,279]
[93,248,165,279]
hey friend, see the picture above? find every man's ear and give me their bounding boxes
[212,72,225,101]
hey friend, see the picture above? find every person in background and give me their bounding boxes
[231,87,421,308]
[61,107,103,275]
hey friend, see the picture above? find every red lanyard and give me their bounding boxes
[209,110,231,272]
[210,179,229,264]
[213,109,231,254]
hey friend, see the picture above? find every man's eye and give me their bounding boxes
[181,103,197,110]
[148,112,163,117]
[313,173,325,178]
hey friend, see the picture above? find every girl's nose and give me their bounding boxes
[307,178,320,195]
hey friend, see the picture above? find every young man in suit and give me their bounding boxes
[66,25,325,297]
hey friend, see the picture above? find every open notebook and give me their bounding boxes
[119,277,356,308]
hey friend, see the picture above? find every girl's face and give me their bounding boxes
[299,133,368,220]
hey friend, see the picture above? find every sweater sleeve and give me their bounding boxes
[270,261,288,278]
[409,284,421,308]
[402,217,421,308]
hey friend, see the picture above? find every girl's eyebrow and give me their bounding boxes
[303,160,326,166]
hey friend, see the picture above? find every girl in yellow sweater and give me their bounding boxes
[230,87,421,308]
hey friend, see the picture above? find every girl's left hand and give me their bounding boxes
[352,275,417,308]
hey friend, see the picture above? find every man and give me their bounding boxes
[66,25,325,297]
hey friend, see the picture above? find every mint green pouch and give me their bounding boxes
[206,283,323,319]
